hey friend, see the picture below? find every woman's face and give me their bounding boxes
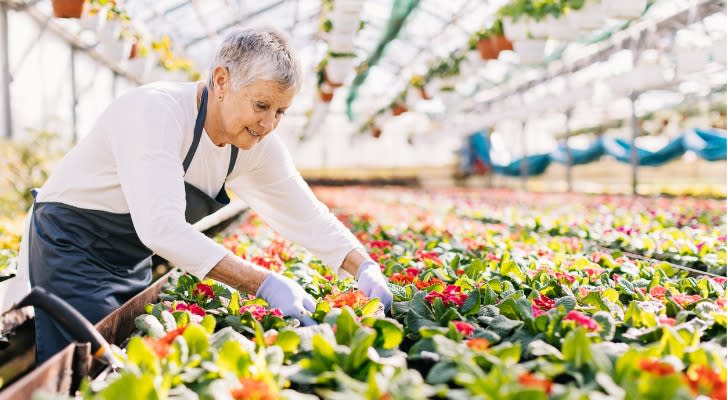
[217,79,296,150]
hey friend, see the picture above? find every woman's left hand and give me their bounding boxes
[356,260,393,311]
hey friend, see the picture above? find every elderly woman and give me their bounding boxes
[21,26,392,363]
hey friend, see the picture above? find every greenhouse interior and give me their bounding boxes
[0,0,726,398]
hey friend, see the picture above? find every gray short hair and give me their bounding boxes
[207,26,301,92]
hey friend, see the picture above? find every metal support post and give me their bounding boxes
[1,2,11,138]
[629,92,640,196]
[564,109,573,192]
[520,120,528,190]
[70,45,78,144]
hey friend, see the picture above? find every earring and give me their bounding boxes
[218,96,223,100]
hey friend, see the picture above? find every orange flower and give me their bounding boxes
[414,277,444,289]
[465,338,489,352]
[672,293,702,308]
[230,377,278,400]
[518,372,552,394]
[143,326,186,358]
[638,358,676,376]
[325,290,369,308]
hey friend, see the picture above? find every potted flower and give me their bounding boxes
[470,28,498,60]
[51,0,84,18]
[79,2,106,32]
[488,19,513,54]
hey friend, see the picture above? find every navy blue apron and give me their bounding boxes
[29,87,238,363]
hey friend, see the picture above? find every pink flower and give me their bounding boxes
[193,283,215,300]
[649,286,667,300]
[659,317,676,326]
[533,294,555,311]
[563,310,599,331]
[240,304,283,320]
[672,293,702,308]
[452,321,474,336]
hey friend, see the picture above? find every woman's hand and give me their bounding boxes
[256,273,317,326]
[356,260,393,311]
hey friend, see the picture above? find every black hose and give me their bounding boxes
[16,287,119,367]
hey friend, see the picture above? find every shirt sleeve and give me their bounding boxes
[109,91,228,278]
[227,134,363,273]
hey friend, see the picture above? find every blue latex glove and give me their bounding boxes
[356,260,393,311]
[256,273,317,326]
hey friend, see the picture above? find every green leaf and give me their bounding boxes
[346,327,376,371]
[460,289,481,316]
[555,296,577,312]
[216,340,251,376]
[365,318,404,350]
[426,361,458,384]
[312,334,337,363]
[200,315,216,334]
[592,311,616,341]
[335,307,359,345]
[562,328,592,369]
[274,329,301,354]
[360,298,381,316]
[183,323,210,357]
[228,290,240,316]
[526,339,563,360]
[96,372,160,400]
[126,336,159,375]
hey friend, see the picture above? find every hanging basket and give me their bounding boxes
[98,20,122,47]
[476,39,499,60]
[325,56,354,86]
[566,1,605,31]
[528,18,551,39]
[52,0,85,18]
[513,39,546,64]
[601,0,647,19]
[502,17,529,41]
[328,34,355,54]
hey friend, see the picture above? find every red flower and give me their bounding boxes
[193,283,215,300]
[711,276,727,285]
[672,293,702,308]
[369,240,393,249]
[658,317,676,326]
[563,310,599,331]
[684,364,727,400]
[452,321,474,336]
[465,338,489,351]
[424,285,468,307]
[533,294,555,311]
[518,372,552,394]
[638,358,676,376]
[173,302,206,317]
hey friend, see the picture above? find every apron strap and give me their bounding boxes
[183,86,207,173]
[227,146,238,177]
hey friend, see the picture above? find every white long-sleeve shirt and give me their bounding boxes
[18,81,362,280]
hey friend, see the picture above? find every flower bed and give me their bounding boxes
[44,187,726,399]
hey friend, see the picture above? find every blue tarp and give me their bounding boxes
[464,128,726,177]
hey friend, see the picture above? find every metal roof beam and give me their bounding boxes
[183,0,290,48]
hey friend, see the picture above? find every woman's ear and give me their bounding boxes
[213,66,229,96]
